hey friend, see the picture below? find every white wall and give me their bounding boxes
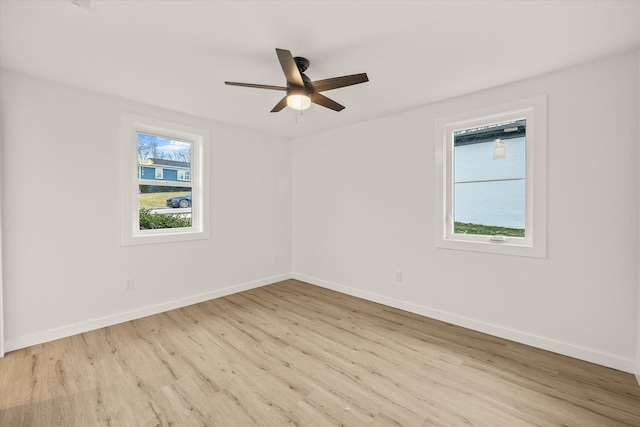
[0,70,292,351]
[293,52,639,373]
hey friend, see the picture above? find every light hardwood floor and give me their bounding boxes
[1,279,639,426]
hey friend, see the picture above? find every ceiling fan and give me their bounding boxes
[225,48,369,112]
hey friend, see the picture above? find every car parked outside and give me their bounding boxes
[166,194,191,208]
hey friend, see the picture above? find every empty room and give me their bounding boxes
[1,1,640,425]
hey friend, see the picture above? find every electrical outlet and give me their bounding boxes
[124,278,135,291]
[396,271,403,281]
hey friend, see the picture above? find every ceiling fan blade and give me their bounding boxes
[271,96,288,113]
[276,48,304,87]
[308,73,369,92]
[225,81,287,91]
[310,93,345,112]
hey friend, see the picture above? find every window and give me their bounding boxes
[121,113,209,245]
[435,95,546,257]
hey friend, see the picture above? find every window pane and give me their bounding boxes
[454,120,525,182]
[454,180,525,235]
[138,185,192,230]
[137,132,191,183]
[453,119,526,237]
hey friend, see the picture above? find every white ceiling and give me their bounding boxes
[2,0,640,139]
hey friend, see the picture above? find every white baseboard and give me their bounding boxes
[5,272,637,376]
[292,273,636,374]
[4,274,291,353]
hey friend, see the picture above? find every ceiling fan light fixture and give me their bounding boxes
[287,92,311,110]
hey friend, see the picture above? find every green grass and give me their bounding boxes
[454,222,525,238]
[139,191,190,209]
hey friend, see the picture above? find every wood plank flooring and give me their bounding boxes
[1,279,639,426]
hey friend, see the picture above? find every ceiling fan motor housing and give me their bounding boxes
[293,56,310,73]
[294,57,311,85]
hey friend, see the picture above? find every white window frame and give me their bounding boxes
[121,113,210,246]
[435,95,547,258]
[177,169,190,181]
[154,167,163,180]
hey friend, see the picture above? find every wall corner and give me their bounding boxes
[636,48,640,382]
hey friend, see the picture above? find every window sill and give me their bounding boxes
[122,228,210,246]
[436,237,546,258]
